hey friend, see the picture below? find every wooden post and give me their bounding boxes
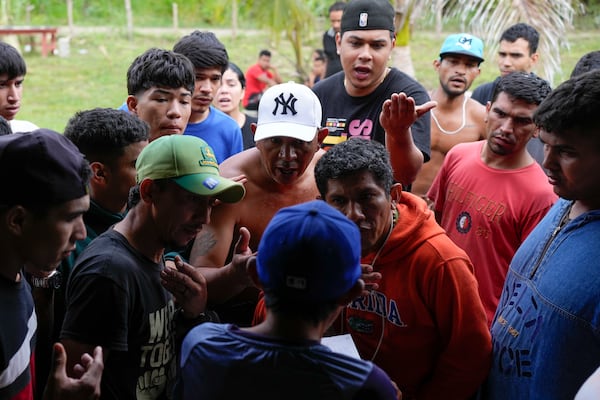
[124,0,133,41]
[172,3,178,33]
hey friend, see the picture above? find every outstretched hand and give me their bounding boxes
[43,343,103,400]
[380,92,437,137]
[161,255,207,318]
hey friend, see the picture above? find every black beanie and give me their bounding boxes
[340,0,395,34]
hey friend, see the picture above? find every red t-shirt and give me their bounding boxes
[243,63,272,107]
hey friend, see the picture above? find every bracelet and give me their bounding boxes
[23,269,62,289]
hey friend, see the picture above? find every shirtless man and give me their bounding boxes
[412,33,487,198]
[189,81,327,325]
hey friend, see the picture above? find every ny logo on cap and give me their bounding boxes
[359,12,368,27]
[272,92,298,117]
[458,36,473,49]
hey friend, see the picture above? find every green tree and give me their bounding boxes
[249,0,316,82]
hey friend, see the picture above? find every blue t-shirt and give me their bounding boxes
[176,323,398,400]
[184,107,243,163]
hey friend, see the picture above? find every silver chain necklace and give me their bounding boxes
[430,95,468,135]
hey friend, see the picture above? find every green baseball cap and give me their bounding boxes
[136,135,245,203]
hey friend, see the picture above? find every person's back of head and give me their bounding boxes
[0,129,91,214]
[0,42,26,79]
[491,72,551,106]
[126,48,195,97]
[257,200,362,323]
[64,107,149,165]
[500,23,539,54]
[315,138,394,198]
[570,50,600,78]
[173,31,229,73]
[534,69,600,140]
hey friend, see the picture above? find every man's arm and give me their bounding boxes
[195,227,255,304]
[380,92,436,186]
[189,203,238,268]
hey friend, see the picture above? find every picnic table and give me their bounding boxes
[0,26,58,57]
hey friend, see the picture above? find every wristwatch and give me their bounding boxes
[24,270,62,289]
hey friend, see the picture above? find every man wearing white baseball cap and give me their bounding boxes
[188,81,328,326]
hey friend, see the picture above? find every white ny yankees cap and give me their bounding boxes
[254,81,322,142]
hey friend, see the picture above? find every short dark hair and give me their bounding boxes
[259,49,271,58]
[173,31,229,74]
[500,23,539,54]
[0,42,26,79]
[315,138,393,198]
[570,50,600,78]
[534,69,600,140]
[227,62,246,88]
[491,72,551,106]
[64,108,149,167]
[126,48,195,96]
[329,1,346,13]
[0,117,11,136]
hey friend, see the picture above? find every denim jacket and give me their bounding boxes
[484,198,600,399]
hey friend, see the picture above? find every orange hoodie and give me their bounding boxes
[253,193,491,399]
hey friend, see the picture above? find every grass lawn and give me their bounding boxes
[14,26,600,132]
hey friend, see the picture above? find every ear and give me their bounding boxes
[433,59,441,69]
[335,32,342,53]
[5,205,28,236]
[316,127,329,145]
[89,161,108,185]
[484,101,492,123]
[250,122,257,137]
[532,127,539,138]
[337,280,365,306]
[138,178,155,203]
[531,52,540,66]
[126,95,138,115]
[390,183,402,203]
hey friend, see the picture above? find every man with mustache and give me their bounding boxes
[427,72,557,325]
[312,138,491,399]
[412,33,487,198]
[471,23,545,167]
[189,81,328,326]
[483,68,600,400]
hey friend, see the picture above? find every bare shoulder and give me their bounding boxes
[219,148,261,178]
[466,97,486,115]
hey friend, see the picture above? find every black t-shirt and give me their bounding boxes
[313,68,431,162]
[61,229,177,400]
[323,29,342,78]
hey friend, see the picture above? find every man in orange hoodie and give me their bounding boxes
[313,138,491,400]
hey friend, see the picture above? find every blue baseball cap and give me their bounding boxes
[439,33,484,63]
[257,200,361,304]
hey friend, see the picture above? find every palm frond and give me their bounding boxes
[418,0,580,85]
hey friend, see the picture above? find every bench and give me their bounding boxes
[0,26,58,57]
